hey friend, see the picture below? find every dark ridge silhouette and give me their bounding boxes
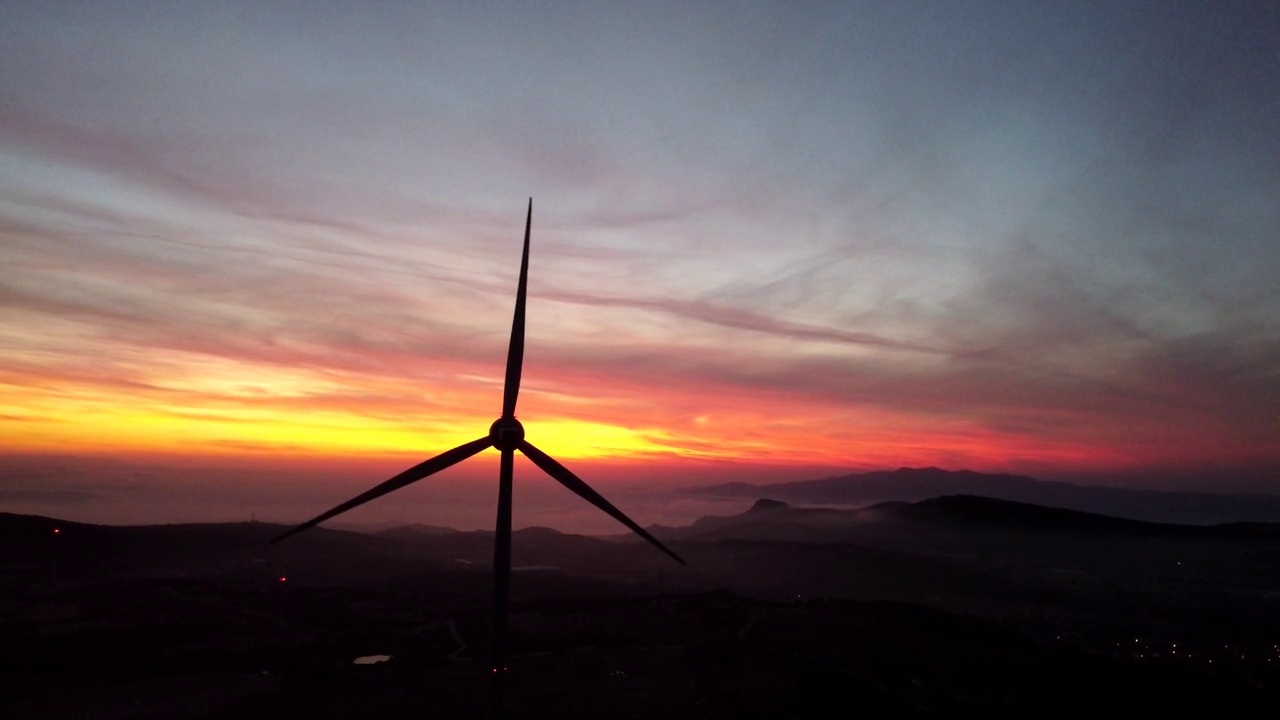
[884,494,1191,534]
[0,511,418,583]
[650,494,1280,546]
[375,523,462,543]
[688,466,1280,524]
[267,201,684,719]
[897,495,1280,541]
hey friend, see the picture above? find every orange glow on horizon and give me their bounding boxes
[0,352,1205,479]
[1,334,1272,483]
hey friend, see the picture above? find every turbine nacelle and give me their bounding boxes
[488,417,525,451]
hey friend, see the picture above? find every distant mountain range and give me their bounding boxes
[648,494,1279,546]
[0,511,658,588]
[681,467,1280,524]
[7,492,1279,609]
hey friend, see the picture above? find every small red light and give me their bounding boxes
[53,528,60,534]
[278,576,287,583]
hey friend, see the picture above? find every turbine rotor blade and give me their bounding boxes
[519,440,686,565]
[270,436,493,544]
[501,198,532,419]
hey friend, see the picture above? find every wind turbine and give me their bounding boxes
[271,199,686,717]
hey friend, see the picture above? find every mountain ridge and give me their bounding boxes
[649,493,1280,546]
[682,467,1280,524]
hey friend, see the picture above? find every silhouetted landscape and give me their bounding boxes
[5,482,1279,718]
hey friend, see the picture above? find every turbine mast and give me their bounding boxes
[491,446,514,718]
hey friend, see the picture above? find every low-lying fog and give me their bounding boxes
[0,455,778,534]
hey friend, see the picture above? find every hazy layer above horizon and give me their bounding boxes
[6,456,1278,533]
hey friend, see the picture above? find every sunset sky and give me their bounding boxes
[2,2,1278,526]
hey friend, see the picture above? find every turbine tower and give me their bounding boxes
[271,199,686,717]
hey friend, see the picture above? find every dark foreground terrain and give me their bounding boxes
[2,496,1279,718]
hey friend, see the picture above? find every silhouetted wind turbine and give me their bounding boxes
[271,199,686,717]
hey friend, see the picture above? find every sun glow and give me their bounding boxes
[518,418,675,459]
[0,369,698,462]
[0,359,1161,474]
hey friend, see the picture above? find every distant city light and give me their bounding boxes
[53,528,60,534]
[353,655,391,665]
[279,576,287,583]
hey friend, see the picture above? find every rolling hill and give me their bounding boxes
[683,467,1280,524]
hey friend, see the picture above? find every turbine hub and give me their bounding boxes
[489,417,525,451]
